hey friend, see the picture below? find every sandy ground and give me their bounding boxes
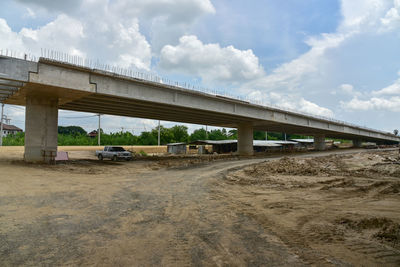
[0,146,168,160]
[220,149,400,266]
[0,148,399,266]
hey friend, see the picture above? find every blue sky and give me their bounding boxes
[0,0,399,134]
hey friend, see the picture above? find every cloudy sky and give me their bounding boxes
[0,0,399,134]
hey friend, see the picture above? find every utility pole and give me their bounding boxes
[98,114,101,146]
[157,120,161,146]
[0,103,4,146]
[265,131,268,141]
[3,115,10,125]
[205,125,208,140]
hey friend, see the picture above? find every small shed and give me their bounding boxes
[190,140,237,154]
[290,139,314,149]
[290,139,334,149]
[167,142,187,154]
[262,140,298,150]
[253,140,282,152]
[189,140,295,154]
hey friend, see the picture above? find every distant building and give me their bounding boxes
[88,130,98,138]
[167,143,187,154]
[189,140,297,154]
[290,138,334,149]
[290,139,314,149]
[0,123,23,136]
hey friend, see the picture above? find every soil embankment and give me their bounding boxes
[220,150,400,265]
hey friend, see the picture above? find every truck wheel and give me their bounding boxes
[113,155,118,161]
[98,154,103,161]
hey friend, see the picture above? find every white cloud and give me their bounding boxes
[0,13,152,70]
[339,83,363,97]
[15,0,216,53]
[111,0,215,24]
[159,35,265,84]
[233,0,400,120]
[24,7,36,18]
[0,19,25,51]
[243,31,350,91]
[342,73,400,112]
[246,91,334,118]
[298,98,334,117]
[16,0,83,13]
[2,0,217,71]
[380,0,400,31]
[372,74,400,96]
[341,96,400,111]
[340,84,354,94]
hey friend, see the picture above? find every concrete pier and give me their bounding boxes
[24,95,59,163]
[353,139,362,148]
[237,123,253,156]
[314,134,326,151]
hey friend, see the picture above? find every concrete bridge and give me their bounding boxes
[1,55,399,162]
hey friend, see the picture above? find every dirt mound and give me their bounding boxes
[337,217,393,230]
[226,151,400,187]
[336,217,400,246]
[243,155,345,177]
[378,182,400,195]
[374,223,400,243]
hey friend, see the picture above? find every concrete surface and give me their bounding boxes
[237,123,254,155]
[314,134,326,151]
[24,95,58,162]
[1,55,399,161]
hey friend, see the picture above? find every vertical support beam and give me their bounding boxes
[314,134,326,151]
[24,95,58,163]
[0,103,4,146]
[237,123,253,156]
[353,139,362,148]
[98,114,101,146]
[157,120,161,146]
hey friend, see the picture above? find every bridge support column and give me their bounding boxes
[237,123,253,156]
[352,139,362,148]
[24,95,59,163]
[314,134,326,151]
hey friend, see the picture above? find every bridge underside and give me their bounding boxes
[7,85,394,143]
[60,94,394,142]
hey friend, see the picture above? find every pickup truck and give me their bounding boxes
[96,146,133,161]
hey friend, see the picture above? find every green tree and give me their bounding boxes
[138,131,157,145]
[190,128,207,141]
[253,131,266,140]
[58,126,87,135]
[151,126,174,144]
[170,125,189,143]
[3,132,25,146]
[208,129,228,140]
[228,129,237,139]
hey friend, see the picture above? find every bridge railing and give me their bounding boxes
[0,48,397,139]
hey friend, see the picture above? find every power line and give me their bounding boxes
[59,115,98,119]
[7,105,24,111]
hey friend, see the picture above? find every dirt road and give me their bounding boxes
[0,149,399,266]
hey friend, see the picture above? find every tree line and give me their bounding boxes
[2,125,305,146]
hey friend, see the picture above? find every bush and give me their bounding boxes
[139,150,147,156]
